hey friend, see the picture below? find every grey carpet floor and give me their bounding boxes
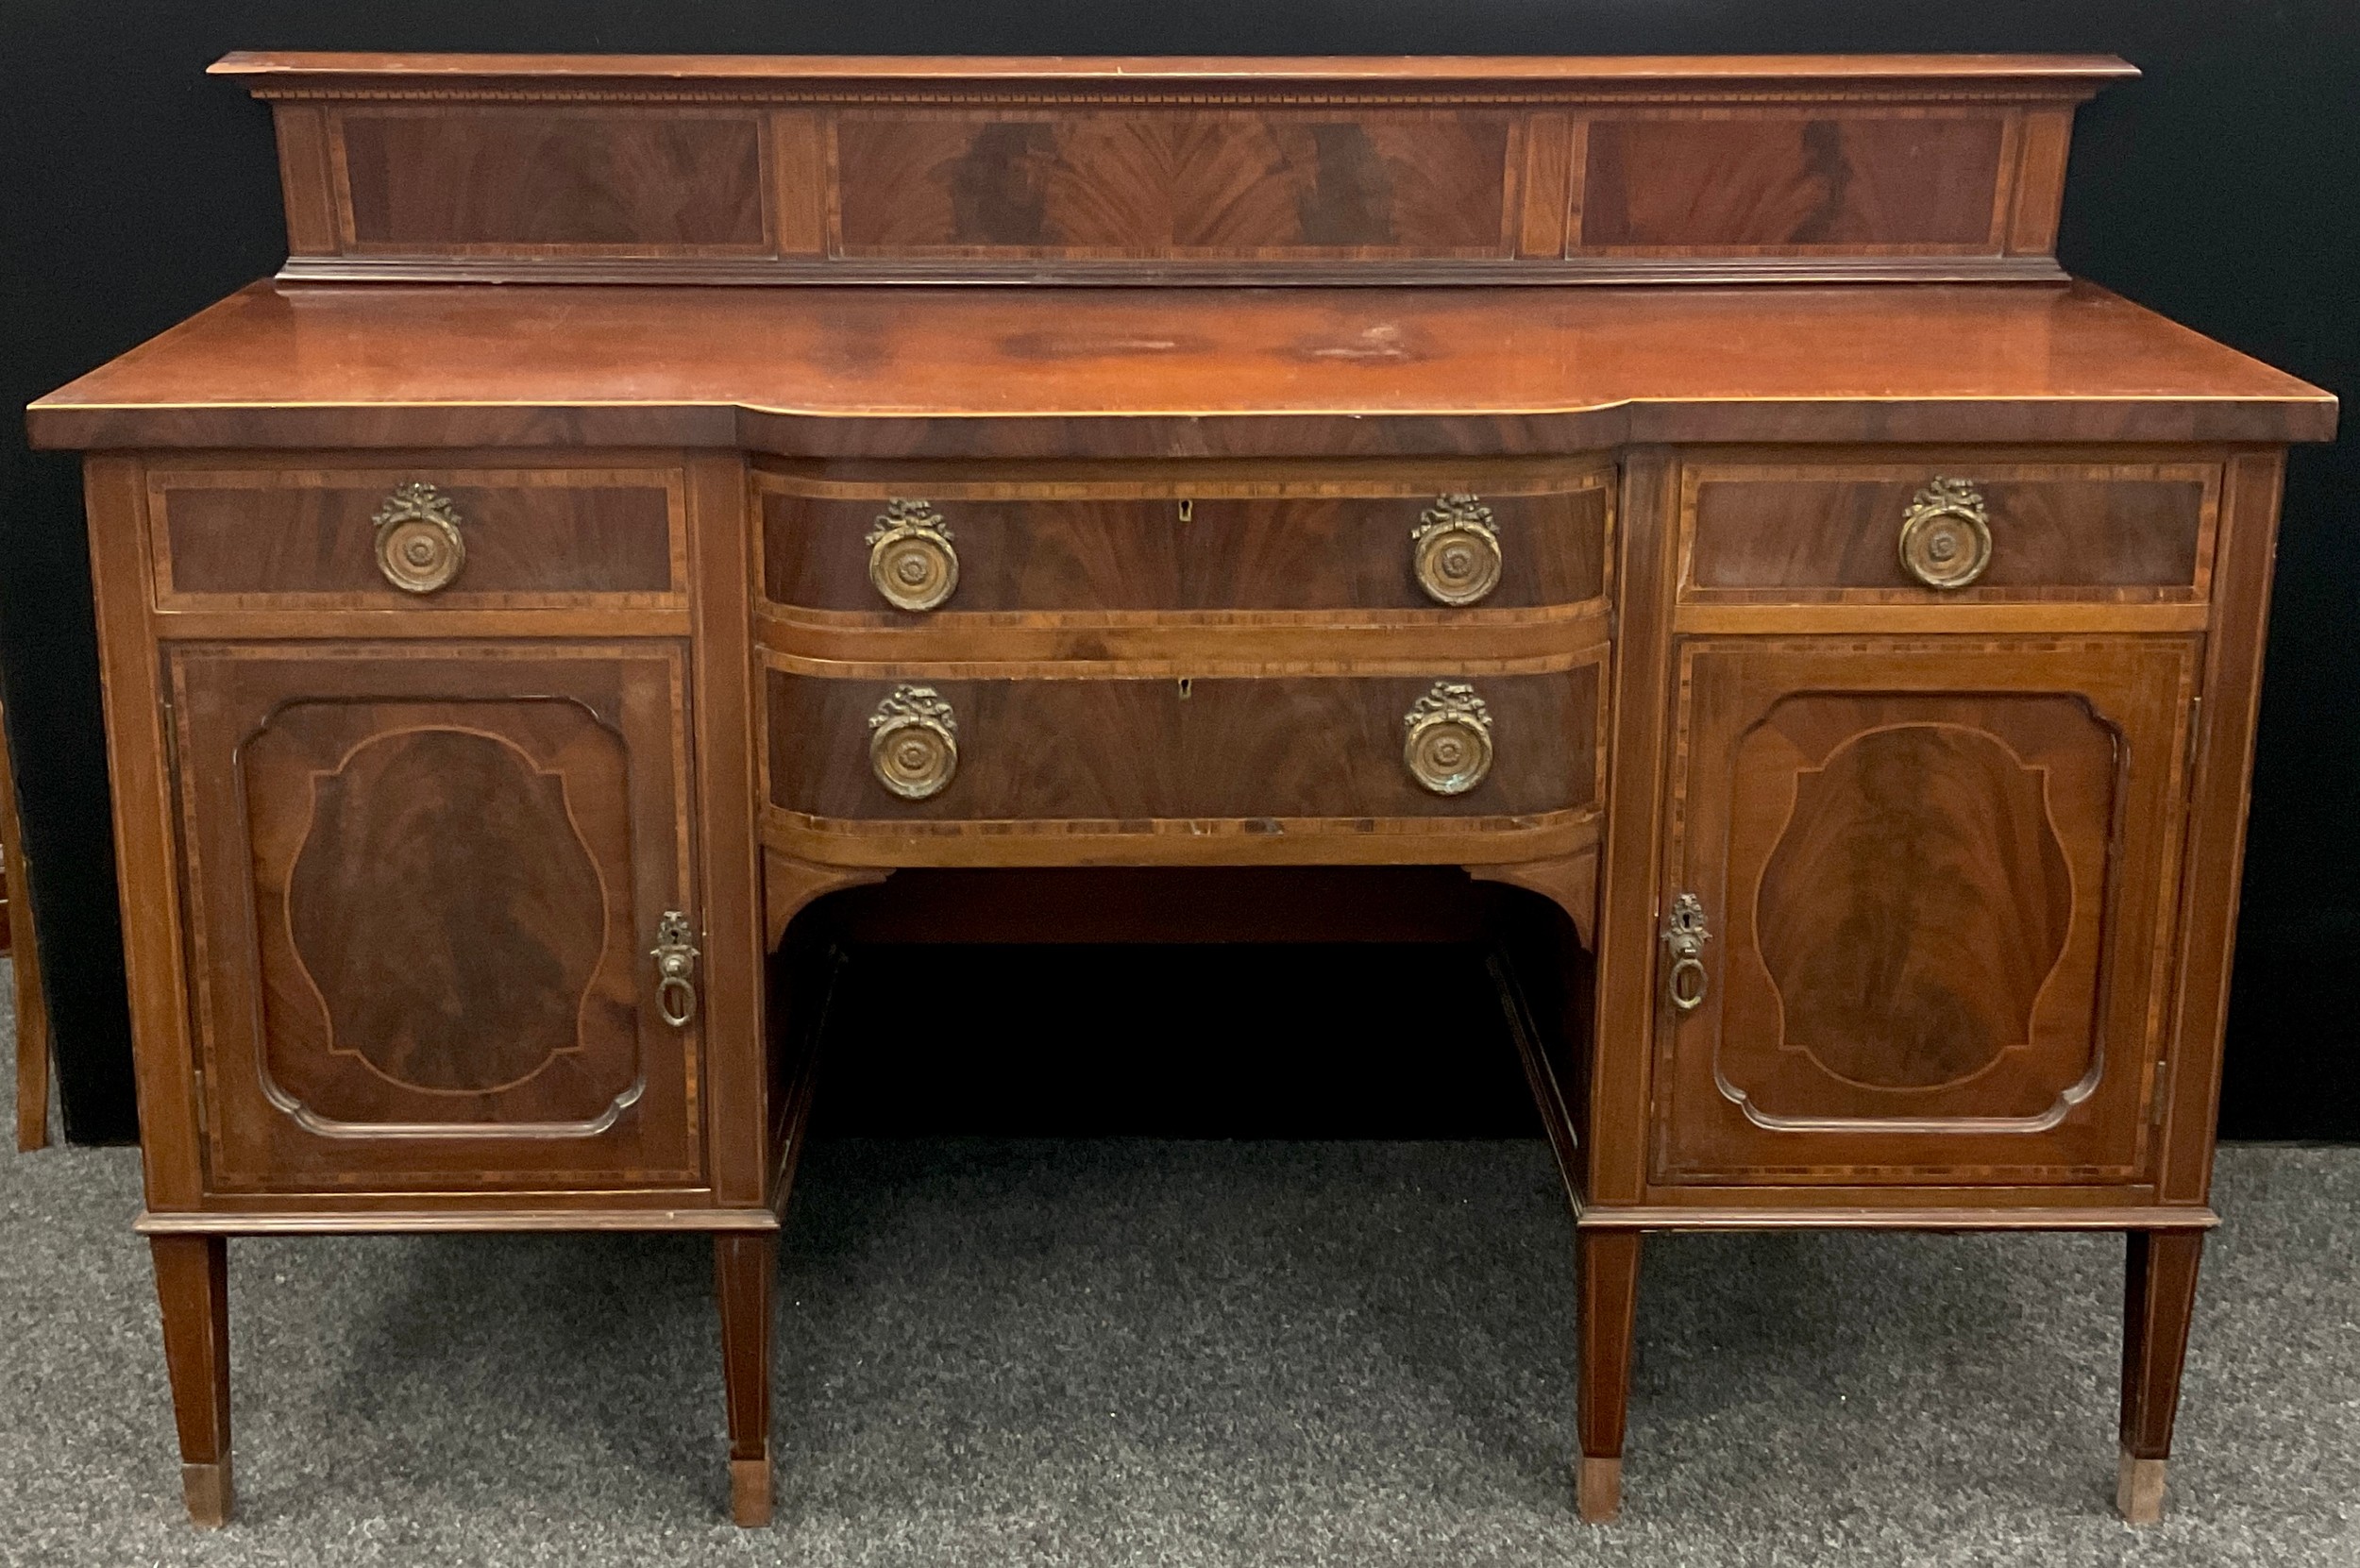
[3,975,2355,1565]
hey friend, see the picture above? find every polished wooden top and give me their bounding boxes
[212,51,2137,89]
[29,280,2333,455]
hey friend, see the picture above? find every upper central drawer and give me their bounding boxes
[146,463,687,612]
[756,464,1611,659]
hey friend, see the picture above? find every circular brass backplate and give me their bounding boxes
[1403,710,1493,796]
[1897,480,1993,590]
[869,714,958,800]
[1411,494,1503,606]
[372,482,466,594]
[1413,519,1503,605]
[867,499,959,611]
[868,528,958,611]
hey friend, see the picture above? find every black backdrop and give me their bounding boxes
[3,3,2353,1143]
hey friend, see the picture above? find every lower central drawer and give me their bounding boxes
[764,660,1603,838]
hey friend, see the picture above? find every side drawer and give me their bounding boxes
[1677,458,2221,605]
[147,462,687,611]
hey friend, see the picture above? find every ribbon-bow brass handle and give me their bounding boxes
[372,481,466,594]
[868,684,959,800]
[1897,477,1992,590]
[867,498,958,611]
[1402,681,1493,796]
[1662,893,1709,1013]
[651,911,699,1029]
[1410,494,1503,606]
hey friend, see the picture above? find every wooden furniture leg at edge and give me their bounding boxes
[1576,1227,1643,1523]
[2118,1228,2205,1525]
[716,1231,779,1526]
[150,1234,232,1526]
[1,704,51,1153]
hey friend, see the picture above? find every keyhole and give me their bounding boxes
[1176,498,1193,523]
[1177,678,1193,700]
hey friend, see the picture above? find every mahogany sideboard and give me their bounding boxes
[25,52,2335,1530]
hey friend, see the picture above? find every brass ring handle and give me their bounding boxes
[868,684,959,801]
[1897,477,1992,591]
[651,911,699,1029]
[1402,681,1493,796]
[867,498,958,612]
[372,481,466,594]
[1662,892,1709,1013]
[1666,957,1707,1013]
[1410,493,1503,606]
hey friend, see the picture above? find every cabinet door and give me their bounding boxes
[168,643,701,1192]
[1654,637,2198,1185]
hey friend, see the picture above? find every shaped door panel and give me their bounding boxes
[1654,636,2198,1185]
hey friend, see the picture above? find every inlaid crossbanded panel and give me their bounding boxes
[832,110,1515,257]
[1654,636,2198,1185]
[168,643,702,1192]
[1577,114,2010,252]
[339,109,769,252]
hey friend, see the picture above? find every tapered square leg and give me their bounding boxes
[1576,1228,1642,1524]
[2116,1229,2204,1525]
[715,1232,778,1526]
[149,1235,232,1526]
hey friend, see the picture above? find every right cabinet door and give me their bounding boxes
[1654,636,2200,1185]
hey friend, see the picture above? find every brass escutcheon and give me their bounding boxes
[1662,892,1710,1013]
[1897,476,1993,590]
[868,684,959,800]
[651,910,699,1029]
[1402,680,1494,795]
[866,498,958,611]
[1410,493,1503,606]
[371,481,465,594]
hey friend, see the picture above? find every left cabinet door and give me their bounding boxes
[167,642,703,1193]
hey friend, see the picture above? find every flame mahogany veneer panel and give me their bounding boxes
[832,111,1516,258]
[1577,114,2009,251]
[339,110,769,252]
